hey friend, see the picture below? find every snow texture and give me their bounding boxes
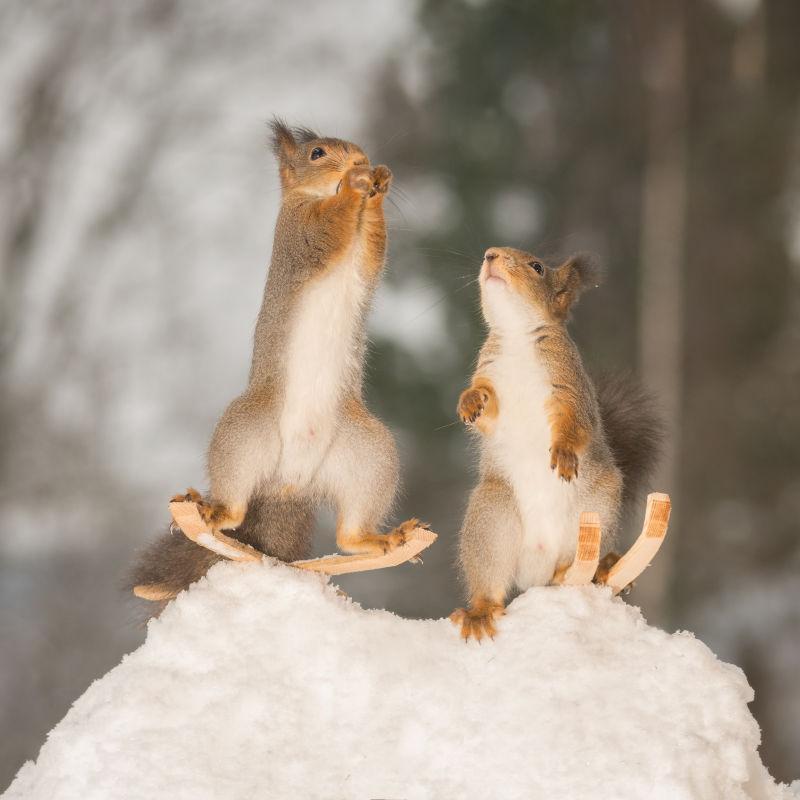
[5,561,795,800]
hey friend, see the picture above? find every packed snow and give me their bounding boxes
[5,560,795,800]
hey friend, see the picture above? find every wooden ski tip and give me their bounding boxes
[291,526,437,576]
[561,512,601,586]
[169,501,210,539]
[133,583,175,602]
[605,492,671,595]
[168,501,262,563]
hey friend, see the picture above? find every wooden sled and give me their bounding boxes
[551,492,671,594]
[133,501,437,601]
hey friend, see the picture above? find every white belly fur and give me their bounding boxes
[278,249,366,487]
[486,343,581,589]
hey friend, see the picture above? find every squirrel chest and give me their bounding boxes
[483,339,581,571]
[278,250,368,487]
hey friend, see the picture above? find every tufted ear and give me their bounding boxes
[551,252,602,320]
[269,117,297,159]
[269,117,299,189]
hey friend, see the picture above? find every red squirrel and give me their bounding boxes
[450,247,663,641]
[130,121,422,607]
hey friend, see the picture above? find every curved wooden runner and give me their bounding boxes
[133,501,437,600]
[550,492,671,592]
[560,512,601,586]
[605,492,671,595]
[134,494,669,602]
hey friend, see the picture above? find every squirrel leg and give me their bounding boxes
[452,476,522,641]
[348,165,391,282]
[545,393,590,482]
[318,398,412,556]
[170,488,245,532]
[204,389,280,535]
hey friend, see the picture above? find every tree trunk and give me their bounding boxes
[636,3,688,626]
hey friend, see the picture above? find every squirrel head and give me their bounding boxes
[478,246,601,330]
[270,118,369,195]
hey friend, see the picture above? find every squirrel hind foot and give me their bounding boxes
[337,532,400,556]
[170,487,203,504]
[193,500,246,533]
[337,520,422,556]
[449,601,505,642]
[593,551,623,585]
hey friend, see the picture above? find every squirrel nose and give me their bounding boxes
[485,250,499,262]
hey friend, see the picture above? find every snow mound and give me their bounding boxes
[6,561,794,800]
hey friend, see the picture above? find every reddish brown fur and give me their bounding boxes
[336,517,425,556]
[450,594,506,641]
[545,393,590,482]
[593,551,622,584]
[457,378,499,435]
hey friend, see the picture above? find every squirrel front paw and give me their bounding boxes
[550,442,579,482]
[458,387,488,424]
[343,165,373,196]
[369,164,392,197]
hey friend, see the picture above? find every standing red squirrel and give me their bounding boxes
[450,247,663,641]
[130,121,423,607]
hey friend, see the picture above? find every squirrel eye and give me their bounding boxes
[310,147,325,161]
[529,261,544,275]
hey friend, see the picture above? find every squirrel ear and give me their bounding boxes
[269,117,298,188]
[552,252,602,319]
[269,117,297,159]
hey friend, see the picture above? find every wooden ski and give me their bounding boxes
[558,512,601,586]
[133,501,437,601]
[604,492,671,595]
[551,492,671,592]
[134,494,669,602]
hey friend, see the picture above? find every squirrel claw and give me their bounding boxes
[369,164,392,196]
[450,603,504,642]
[171,487,203,505]
[550,444,579,482]
[458,387,486,426]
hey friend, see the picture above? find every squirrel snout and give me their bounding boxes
[482,249,509,286]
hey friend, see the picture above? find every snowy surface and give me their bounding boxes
[5,561,795,800]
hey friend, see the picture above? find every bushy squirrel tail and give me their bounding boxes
[126,491,315,615]
[595,372,665,510]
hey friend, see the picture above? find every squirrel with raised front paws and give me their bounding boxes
[450,247,663,641]
[130,121,421,608]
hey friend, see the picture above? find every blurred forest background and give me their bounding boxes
[1,0,798,789]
